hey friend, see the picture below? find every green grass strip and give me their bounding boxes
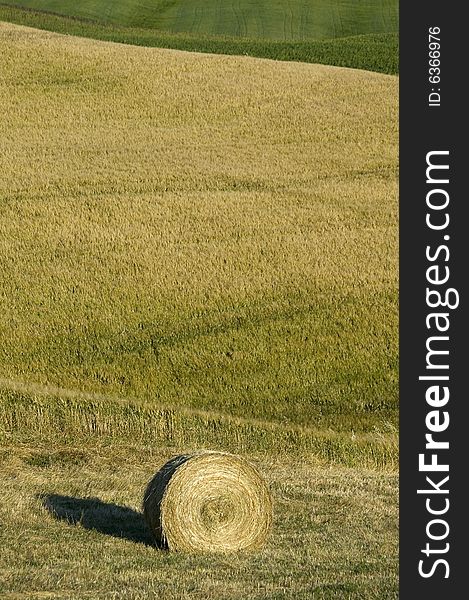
[0,388,397,470]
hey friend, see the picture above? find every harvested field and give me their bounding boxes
[0,439,398,599]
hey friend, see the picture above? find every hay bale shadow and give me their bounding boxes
[40,494,156,547]
[143,453,191,549]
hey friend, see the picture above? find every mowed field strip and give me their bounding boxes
[0,442,398,599]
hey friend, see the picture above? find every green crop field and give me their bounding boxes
[0,19,398,599]
[0,439,398,599]
[0,0,398,40]
[0,2,398,73]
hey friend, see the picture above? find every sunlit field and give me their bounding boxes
[0,21,398,599]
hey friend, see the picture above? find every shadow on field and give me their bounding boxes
[40,494,156,547]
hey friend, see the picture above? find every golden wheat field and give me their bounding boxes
[0,21,398,599]
[0,22,398,428]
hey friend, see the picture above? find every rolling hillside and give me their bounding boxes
[0,21,398,443]
[0,22,398,598]
[0,2,399,73]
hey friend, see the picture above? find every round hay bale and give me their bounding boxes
[143,451,272,553]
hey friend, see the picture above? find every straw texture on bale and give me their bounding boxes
[143,451,272,553]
